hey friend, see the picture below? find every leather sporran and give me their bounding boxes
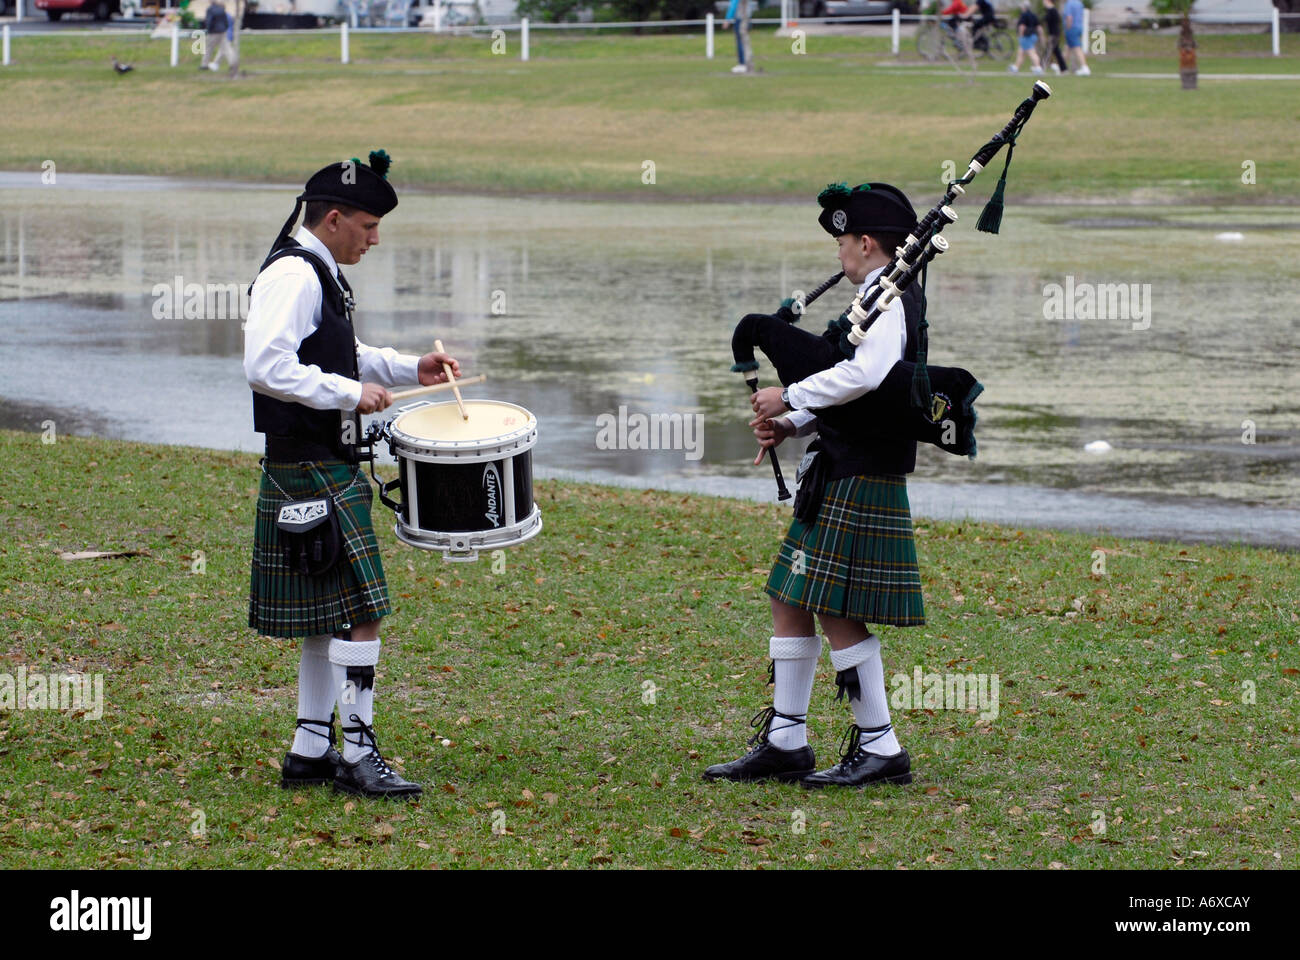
[276,497,343,576]
[792,448,827,524]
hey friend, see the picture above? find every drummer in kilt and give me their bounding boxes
[704,182,924,789]
[244,149,459,799]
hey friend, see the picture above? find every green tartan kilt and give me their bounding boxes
[765,474,925,627]
[248,459,392,638]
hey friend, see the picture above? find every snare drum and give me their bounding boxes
[384,399,542,561]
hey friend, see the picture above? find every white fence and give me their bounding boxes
[3,8,1297,67]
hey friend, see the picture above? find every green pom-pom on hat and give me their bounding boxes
[817,182,851,209]
[368,149,392,179]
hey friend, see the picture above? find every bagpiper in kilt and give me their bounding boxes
[765,473,925,628]
[704,181,927,789]
[244,149,461,800]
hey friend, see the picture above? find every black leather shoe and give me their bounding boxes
[281,746,343,788]
[334,714,423,800]
[703,706,815,783]
[281,715,341,788]
[801,723,912,789]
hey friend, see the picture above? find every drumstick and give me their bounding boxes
[433,339,468,420]
[387,374,486,405]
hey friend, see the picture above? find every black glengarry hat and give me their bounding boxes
[817,181,917,237]
[267,149,398,257]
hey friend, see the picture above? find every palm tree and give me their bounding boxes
[1151,0,1197,89]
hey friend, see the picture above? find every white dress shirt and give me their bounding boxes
[781,264,907,437]
[243,226,421,412]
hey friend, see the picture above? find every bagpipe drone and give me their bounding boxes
[731,81,1053,499]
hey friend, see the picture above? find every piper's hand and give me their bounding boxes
[356,382,393,414]
[417,351,461,385]
[751,417,793,466]
[750,386,788,421]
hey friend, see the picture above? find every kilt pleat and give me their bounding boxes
[248,459,392,638]
[765,474,925,626]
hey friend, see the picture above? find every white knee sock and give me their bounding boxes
[829,634,902,757]
[290,635,336,758]
[328,636,382,764]
[768,635,822,750]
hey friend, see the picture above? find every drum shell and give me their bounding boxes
[385,400,542,560]
[396,449,534,533]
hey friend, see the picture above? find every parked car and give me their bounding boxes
[799,0,917,18]
[35,0,121,20]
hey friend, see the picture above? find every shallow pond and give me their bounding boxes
[1,173,1296,545]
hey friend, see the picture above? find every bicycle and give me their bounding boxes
[972,17,1012,60]
[916,16,1010,62]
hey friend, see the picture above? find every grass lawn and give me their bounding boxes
[2,29,1298,201]
[1,429,1296,868]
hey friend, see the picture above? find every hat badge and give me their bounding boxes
[831,209,848,232]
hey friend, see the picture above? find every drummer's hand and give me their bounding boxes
[418,351,462,385]
[750,386,789,421]
[356,382,393,414]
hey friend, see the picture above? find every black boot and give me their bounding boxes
[703,706,815,783]
[281,714,342,788]
[800,723,911,788]
[334,714,423,799]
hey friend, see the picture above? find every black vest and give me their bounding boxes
[811,283,923,481]
[249,243,362,462]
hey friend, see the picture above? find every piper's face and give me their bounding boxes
[836,233,873,285]
[324,208,381,266]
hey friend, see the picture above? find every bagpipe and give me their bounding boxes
[731,81,1053,500]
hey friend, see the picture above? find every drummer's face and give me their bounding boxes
[316,208,381,266]
[332,210,382,265]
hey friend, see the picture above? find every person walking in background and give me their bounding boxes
[1042,0,1067,75]
[1008,0,1044,74]
[1063,0,1090,75]
[726,0,754,74]
[201,0,235,72]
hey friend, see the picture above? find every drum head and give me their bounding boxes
[392,399,535,450]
